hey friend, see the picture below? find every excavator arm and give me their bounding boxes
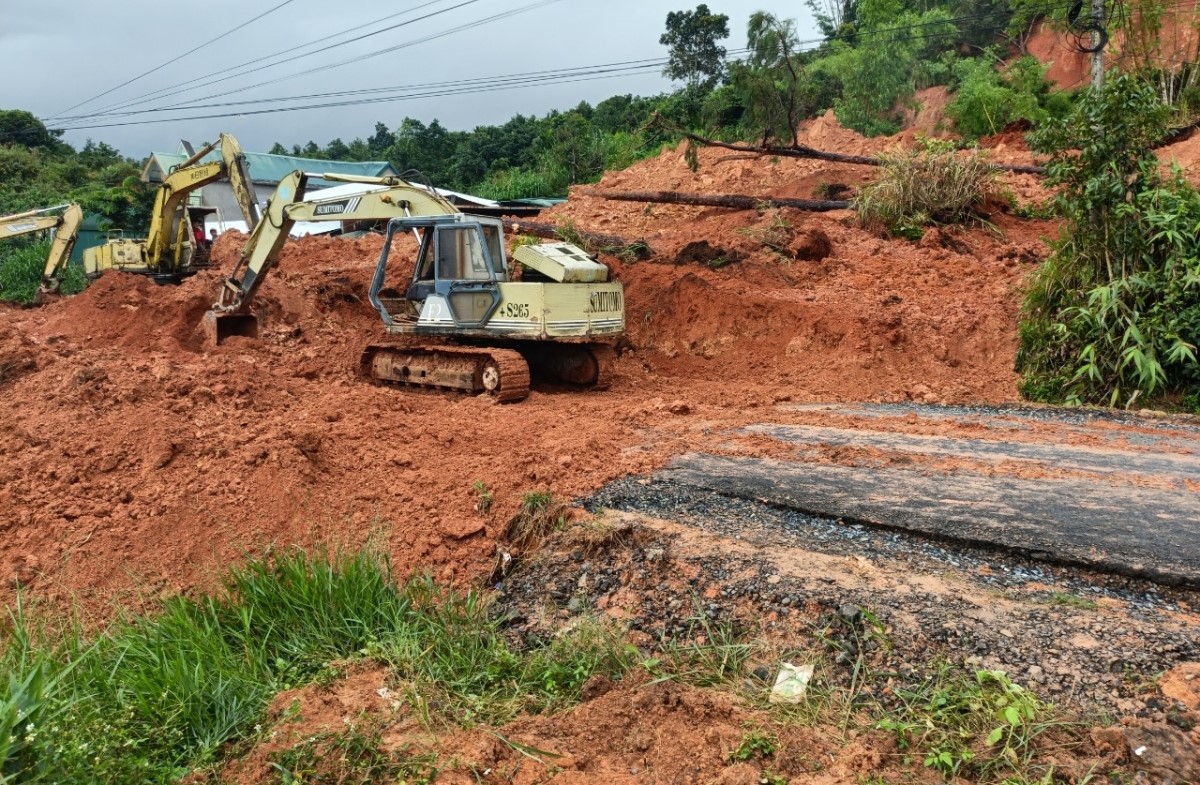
[205,169,457,342]
[143,132,261,271]
[1,203,85,291]
[40,203,84,288]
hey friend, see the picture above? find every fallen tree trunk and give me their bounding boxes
[500,218,651,258]
[583,189,852,212]
[673,128,1048,176]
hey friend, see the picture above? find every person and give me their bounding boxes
[192,220,206,248]
[209,228,219,248]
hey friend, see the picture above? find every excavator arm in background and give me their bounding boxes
[205,169,458,341]
[84,132,262,280]
[40,203,84,290]
[0,203,85,291]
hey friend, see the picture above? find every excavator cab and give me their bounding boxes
[372,215,508,330]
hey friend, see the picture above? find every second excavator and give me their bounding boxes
[83,133,261,282]
[204,170,624,402]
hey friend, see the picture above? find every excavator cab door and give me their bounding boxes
[435,223,502,328]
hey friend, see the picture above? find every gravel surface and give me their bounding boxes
[492,478,1200,719]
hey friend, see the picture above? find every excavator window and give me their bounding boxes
[435,226,492,282]
[415,229,435,281]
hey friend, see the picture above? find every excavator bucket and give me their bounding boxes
[203,310,258,344]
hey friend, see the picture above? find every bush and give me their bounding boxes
[0,241,88,304]
[854,141,1000,238]
[1018,75,1200,406]
[946,55,1072,138]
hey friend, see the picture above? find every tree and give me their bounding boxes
[728,12,840,145]
[268,142,288,155]
[660,4,731,91]
[367,122,395,156]
[0,109,62,149]
[806,0,858,41]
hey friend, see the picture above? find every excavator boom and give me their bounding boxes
[206,170,457,341]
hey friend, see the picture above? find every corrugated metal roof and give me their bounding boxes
[142,149,397,186]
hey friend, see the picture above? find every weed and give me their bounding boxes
[730,728,777,761]
[0,241,87,304]
[652,603,756,688]
[271,729,437,785]
[472,480,493,515]
[505,491,569,551]
[0,548,641,783]
[738,210,795,259]
[1046,592,1098,611]
[566,515,634,555]
[854,146,999,238]
[877,666,1072,780]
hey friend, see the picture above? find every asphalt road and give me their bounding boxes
[656,404,1200,587]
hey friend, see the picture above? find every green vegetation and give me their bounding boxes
[0,110,150,225]
[1018,75,1200,407]
[730,728,777,761]
[0,549,636,784]
[270,728,437,784]
[877,667,1062,779]
[854,140,1000,238]
[945,55,1071,138]
[0,241,87,304]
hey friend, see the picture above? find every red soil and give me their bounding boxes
[0,134,1063,608]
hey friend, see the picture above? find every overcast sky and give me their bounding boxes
[0,0,819,159]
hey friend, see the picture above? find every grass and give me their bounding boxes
[270,729,437,784]
[876,666,1069,779]
[738,209,796,260]
[0,548,637,783]
[1,549,1089,784]
[0,241,87,304]
[854,144,1000,239]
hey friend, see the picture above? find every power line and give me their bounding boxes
[51,0,1153,133]
[56,56,691,120]
[54,68,667,130]
[48,0,476,124]
[53,0,564,130]
[52,0,1028,130]
[50,0,300,119]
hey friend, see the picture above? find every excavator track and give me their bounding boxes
[361,342,530,403]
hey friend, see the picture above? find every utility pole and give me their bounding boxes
[1091,0,1105,88]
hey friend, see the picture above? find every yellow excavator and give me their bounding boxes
[204,170,624,402]
[0,202,84,294]
[83,133,261,282]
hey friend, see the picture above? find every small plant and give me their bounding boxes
[730,728,777,761]
[877,667,1067,780]
[1047,592,1098,610]
[504,491,569,551]
[854,143,1000,238]
[271,729,437,785]
[738,209,795,259]
[472,480,493,514]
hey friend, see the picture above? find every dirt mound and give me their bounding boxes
[0,128,1055,609]
[554,141,1048,401]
